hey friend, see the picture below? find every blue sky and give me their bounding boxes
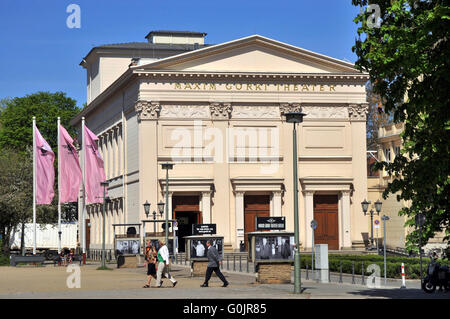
[0,0,361,107]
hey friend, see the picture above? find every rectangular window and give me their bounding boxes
[384,148,391,162]
[394,146,401,157]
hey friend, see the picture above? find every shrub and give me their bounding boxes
[300,253,438,279]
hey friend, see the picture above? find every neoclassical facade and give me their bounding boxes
[72,31,370,252]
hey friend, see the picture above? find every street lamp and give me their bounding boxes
[143,201,151,219]
[161,163,174,248]
[157,201,165,218]
[361,199,381,250]
[100,181,109,269]
[284,111,306,294]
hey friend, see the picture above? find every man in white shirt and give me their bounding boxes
[155,240,177,288]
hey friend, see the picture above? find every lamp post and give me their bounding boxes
[100,181,109,269]
[161,163,174,248]
[361,199,381,250]
[143,200,151,234]
[381,215,390,286]
[284,111,306,294]
[415,213,426,285]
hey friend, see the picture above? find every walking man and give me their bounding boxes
[201,240,229,287]
[155,240,177,288]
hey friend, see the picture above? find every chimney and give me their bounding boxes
[144,30,207,45]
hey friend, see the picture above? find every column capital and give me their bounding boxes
[302,190,315,196]
[135,100,161,121]
[348,103,369,122]
[280,102,302,116]
[233,190,245,196]
[341,189,351,196]
[210,102,232,120]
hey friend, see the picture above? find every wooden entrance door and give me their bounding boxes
[244,195,270,251]
[313,195,339,250]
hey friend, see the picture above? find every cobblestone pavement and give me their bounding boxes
[0,263,448,299]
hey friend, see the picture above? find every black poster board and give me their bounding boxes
[192,224,217,235]
[256,217,286,231]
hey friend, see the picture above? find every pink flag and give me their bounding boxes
[59,125,82,203]
[35,126,55,204]
[84,125,107,203]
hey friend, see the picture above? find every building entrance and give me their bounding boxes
[172,195,201,252]
[244,195,270,251]
[313,194,339,250]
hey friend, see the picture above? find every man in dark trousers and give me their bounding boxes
[200,240,229,287]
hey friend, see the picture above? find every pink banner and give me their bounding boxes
[35,126,55,204]
[59,125,82,203]
[84,125,107,203]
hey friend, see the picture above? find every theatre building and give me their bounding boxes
[71,30,370,253]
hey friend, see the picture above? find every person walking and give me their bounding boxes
[155,240,177,288]
[143,241,158,288]
[200,240,229,288]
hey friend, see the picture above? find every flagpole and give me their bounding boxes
[32,117,37,255]
[57,117,62,254]
[81,117,87,264]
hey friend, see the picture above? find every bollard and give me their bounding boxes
[361,261,365,285]
[233,255,236,271]
[239,255,242,272]
[306,263,309,280]
[339,260,343,283]
[400,263,406,289]
[246,256,249,273]
[328,268,331,283]
[227,255,229,271]
[352,261,355,284]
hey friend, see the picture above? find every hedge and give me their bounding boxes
[299,254,449,279]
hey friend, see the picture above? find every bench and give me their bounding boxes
[10,255,46,267]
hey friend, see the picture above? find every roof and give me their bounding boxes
[97,42,210,50]
[135,34,360,73]
[145,30,207,39]
[80,42,212,65]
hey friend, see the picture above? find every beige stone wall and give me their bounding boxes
[75,36,371,253]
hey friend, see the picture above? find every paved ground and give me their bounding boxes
[0,263,448,299]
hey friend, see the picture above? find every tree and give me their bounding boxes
[0,148,33,255]
[0,91,80,152]
[352,0,450,251]
[366,82,392,151]
[0,92,81,254]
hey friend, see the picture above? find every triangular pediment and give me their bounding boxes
[136,35,360,74]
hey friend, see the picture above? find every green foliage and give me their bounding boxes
[0,91,80,153]
[352,0,450,249]
[0,92,81,255]
[0,240,9,266]
[0,148,33,255]
[300,254,449,279]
